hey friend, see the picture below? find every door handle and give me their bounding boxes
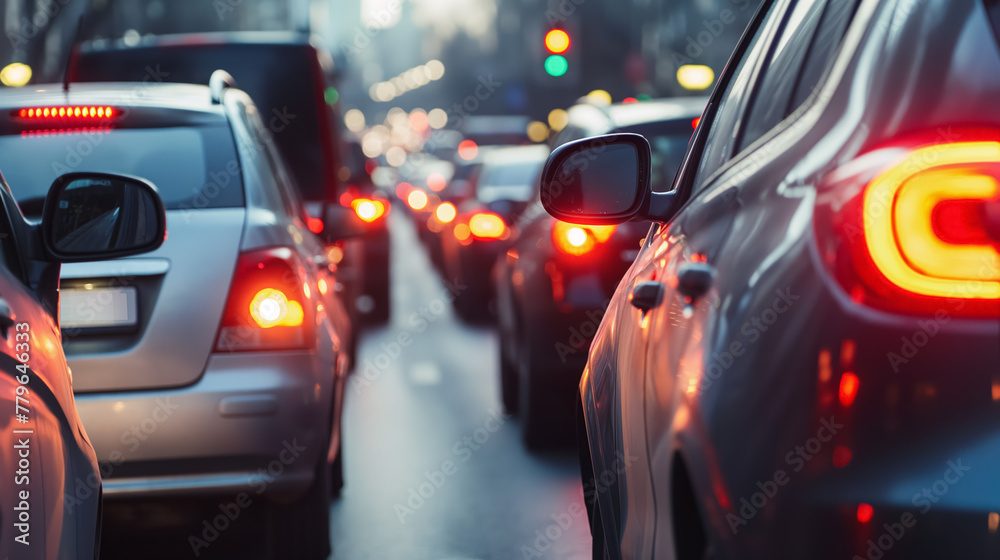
[676,262,715,302]
[629,282,665,313]
[0,298,14,339]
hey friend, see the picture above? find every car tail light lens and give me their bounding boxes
[436,202,457,224]
[353,198,386,223]
[552,221,617,256]
[468,212,506,239]
[15,106,118,120]
[815,135,1000,317]
[216,247,315,352]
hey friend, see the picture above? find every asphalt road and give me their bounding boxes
[101,213,592,560]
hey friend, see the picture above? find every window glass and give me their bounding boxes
[739,0,826,150]
[789,0,863,108]
[0,125,243,214]
[623,121,695,193]
[693,0,780,191]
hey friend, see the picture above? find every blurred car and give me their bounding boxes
[73,31,373,348]
[494,97,705,448]
[423,151,489,273]
[0,170,166,559]
[440,144,550,321]
[0,77,358,559]
[541,0,1000,558]
[341,139,391,325]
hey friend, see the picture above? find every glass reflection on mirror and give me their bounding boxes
[50,178,159,255]
[549,142,639,216]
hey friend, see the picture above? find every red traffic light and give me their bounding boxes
[544,29,571,54]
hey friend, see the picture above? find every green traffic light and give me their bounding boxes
[544,55,569,77]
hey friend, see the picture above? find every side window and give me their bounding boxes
[739,0,827,150]
[693,0,781,191]
[789,0,863,108]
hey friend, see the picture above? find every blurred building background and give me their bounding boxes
[0,0,761,126]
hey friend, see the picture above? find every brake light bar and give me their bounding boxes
[15,106,117,120]
[815,133,1000,317]
[468,212,506,240]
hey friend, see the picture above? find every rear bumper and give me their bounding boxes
[74,350,333,501]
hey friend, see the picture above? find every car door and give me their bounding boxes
[589,0,789,558]
[637,0,862,554]
[0,187,101,558]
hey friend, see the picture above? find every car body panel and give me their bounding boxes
[580,0,1000,557]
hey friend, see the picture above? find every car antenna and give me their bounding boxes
[63,14,86,94]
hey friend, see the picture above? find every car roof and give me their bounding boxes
[0,82,224,115]
[81,31,315,52]
[565,97,708,133]
[481,144,551,167]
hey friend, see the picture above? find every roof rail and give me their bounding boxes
[209,70,237,104]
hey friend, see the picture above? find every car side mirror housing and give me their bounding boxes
[42,172,167,262]
[320,203,368,242]
[540,133,678,225]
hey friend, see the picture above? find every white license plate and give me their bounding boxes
[60,287,138,329]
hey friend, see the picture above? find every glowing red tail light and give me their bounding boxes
[468,212,506,240]
[552,221,617,256]
[215,247,315,352]
[15,106,118,120]
[352,198,386,223]
[815,134,1000,317]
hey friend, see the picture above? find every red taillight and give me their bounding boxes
[353,198,386,222]
[838,372,859,407]
[857,503,874,523]
[15,106,117,120]
[552,221,617,256]
[815,135,1000,317]
[407,189,428,210]
[215,247,315,352]
[692,117,701,129]
[307,217,324,234]
[468,212,506,239]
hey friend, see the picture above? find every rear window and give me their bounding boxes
[77,45,333,201]
[477,161,544,203]
[0,124,243,213]
[624,121,696,193]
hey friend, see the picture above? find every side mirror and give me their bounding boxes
[320,204,368,242]
[540,133,664,225]
[42,173,166,262]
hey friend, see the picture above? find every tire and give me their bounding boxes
[499,328,519,415]
[268,452,331,560]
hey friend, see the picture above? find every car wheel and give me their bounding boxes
[268,452,331,560]
[499,328,519,415]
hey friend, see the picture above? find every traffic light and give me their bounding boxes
[543,28,572,78]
